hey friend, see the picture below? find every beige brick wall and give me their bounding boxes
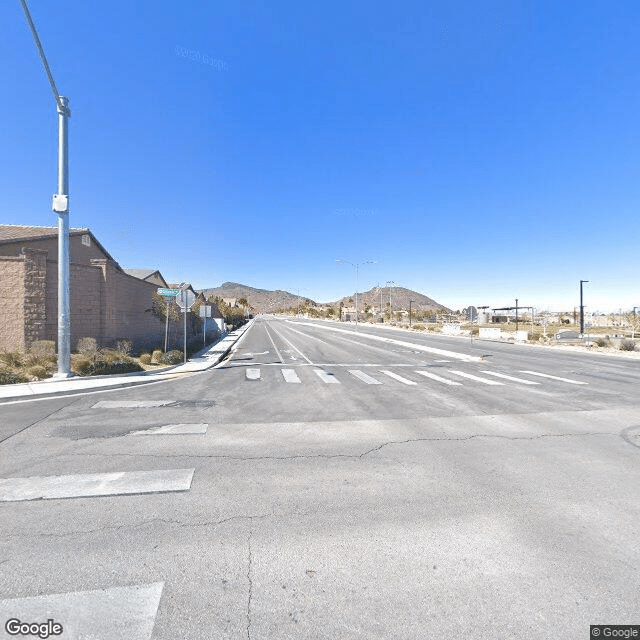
[2,246,194,355]
[0,256,26,352]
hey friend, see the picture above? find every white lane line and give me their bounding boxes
[314,369,340,384]
[130,423,208,435]
[246,368,261,381]
[0,582,164,640]
[480,370,539,385]
[448,370,504,385]
[264,325,284,363]
[281,369,301,383]
[0,469,195,502]
[93,400,175,408]
[286,320,482,362]
[349,370,382,385]
[380,370,418,385]
[520,371,588,385]
[269,324,314,365]
[415,370,463,386]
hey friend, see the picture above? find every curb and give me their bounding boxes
[0,321,254,404]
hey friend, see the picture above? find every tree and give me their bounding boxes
[624,312,640,339]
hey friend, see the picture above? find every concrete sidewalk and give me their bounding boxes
[0,321,253,403]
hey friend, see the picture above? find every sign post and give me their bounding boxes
[176,288,196,363]
[157,288,180,353]
[199,305,212,346]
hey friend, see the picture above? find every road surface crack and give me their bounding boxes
[1,512,271,541]
[59,431,614,464]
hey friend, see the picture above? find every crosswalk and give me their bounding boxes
[240,366,589,389]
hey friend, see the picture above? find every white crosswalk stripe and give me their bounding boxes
[480,370,539,385]
[246,368,261,380]
[415,370,463,386]
[349,370,382,384]
[520,370,588,385]
[380,370,418,385]
[314,369,341,384]
[281,368,301,383]
[448,370,504,385]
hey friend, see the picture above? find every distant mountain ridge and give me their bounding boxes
[198,282,450,314]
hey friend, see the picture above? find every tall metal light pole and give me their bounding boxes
[19,0,72,377]
[580,280,589,336]
[515,298,519,332]
[336,259,377,327]
[409,300,415,326]
[386,281,396,319]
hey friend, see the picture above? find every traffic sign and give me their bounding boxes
[176,289,196,310]
[157,288,180,297]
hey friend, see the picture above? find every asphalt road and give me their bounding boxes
[1,315,639,639]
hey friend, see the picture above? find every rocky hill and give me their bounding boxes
[326,285,450,313]
[198,282,449,314]
[199,282,313,313]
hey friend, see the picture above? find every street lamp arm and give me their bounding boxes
[19,0,68,114]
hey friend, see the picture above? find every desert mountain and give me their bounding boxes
[326,285,451,313]
[198,282,449,314]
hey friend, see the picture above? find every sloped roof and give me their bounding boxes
[0,225,115,260]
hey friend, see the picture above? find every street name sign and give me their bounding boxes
[157,288,180,297]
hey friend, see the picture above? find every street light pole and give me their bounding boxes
[409,300,414,326]
[515,298,519,332]
[19,0,72,378]
[580,280,589,336]
[336,259,377,329]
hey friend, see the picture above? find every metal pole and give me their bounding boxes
[515,298,519,332]
[183,292,187,364]
[409,301,413,326]
[355,264,359,327]
[164,298,169,353]
[55,96,71,377]
[203,309,206,347]
[579,280,588,336]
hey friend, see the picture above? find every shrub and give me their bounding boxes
[0,366,29,385]
[71,352,143,376]
[166,350,183,364]
[139,353,152,365]
[595,338,610,347]
[620,339,637,352]
[29,340,56,358]
[151,349,164,364]
[0,351,22,368]
[71,355,93,376]
[413,324,426,331]
[25,365,48,380]
[77,337,98,355]
[114,339,133,355]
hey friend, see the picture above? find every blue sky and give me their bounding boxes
[3,1,639,312]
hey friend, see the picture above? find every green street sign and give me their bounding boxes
[157,288,180,296]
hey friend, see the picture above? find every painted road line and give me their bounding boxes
[520,371,588,385]
[380,370,418,385]
[130,423,208,435]
[270,324,314,365]
[93,400,175,409]
[349,370,382,385]
[448,370,504,385]
[287,321,482,362]
[480,370,540,385]
[0,582,163,640]
[281,369,301,383]
[314,369,341,384]
[246,368,261,381]
[415,370,463,386]
[0,469,195,502]
[264,326,284,363]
